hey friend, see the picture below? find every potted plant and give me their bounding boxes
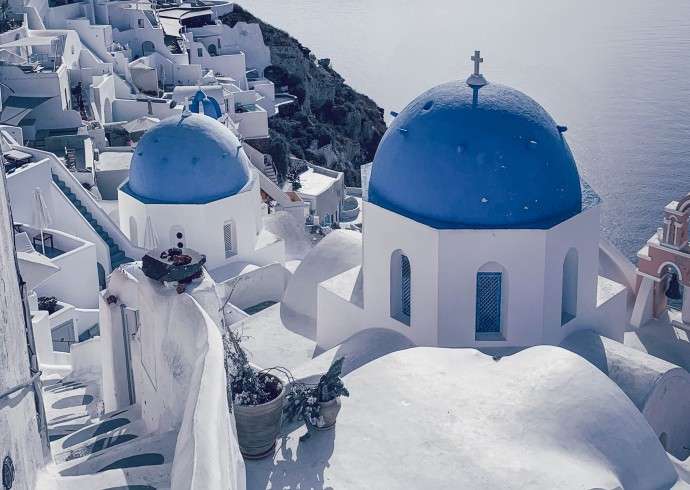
[315,357,349,429]
[224,329,285,459]
[284,357,349,440]
[37,296,60,315]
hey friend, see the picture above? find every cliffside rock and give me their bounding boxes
[222,6,387,185]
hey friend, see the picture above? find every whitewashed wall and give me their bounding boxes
[188,42,247,87]
[7,159,113,271]
[359,201,624,349]
[34,229,100,308]
[362,202,440,346]
[65,19,113,62]
[232,105,268,139]
[0,168,46,490]
[100,266,246,490]
[317,266,365,349]
[298,164,344,224]
[284,230,362,329]
[118,174,283,270]
[542,205,603,345]
[437,227,547,347]
[218,262,290,310]
[190,21,271,73]
[112,98,181,123]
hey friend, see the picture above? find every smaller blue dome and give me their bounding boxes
[127,113,251,204]
[369,80,582,229]
[190,90,222,120]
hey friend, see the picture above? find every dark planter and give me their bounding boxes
[233,375,285,459]
[316,397,341,430]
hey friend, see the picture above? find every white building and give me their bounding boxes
[314,72,627,351]
[290,160,345,227]
[118,111,285,277]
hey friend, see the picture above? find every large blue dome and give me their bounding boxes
[369,81,582,229]
[127,113,251,204]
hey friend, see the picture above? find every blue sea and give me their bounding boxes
[241,0,690,261]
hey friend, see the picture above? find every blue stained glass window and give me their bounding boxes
[476,272,502,334]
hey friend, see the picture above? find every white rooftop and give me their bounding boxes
[246,346,681,489]
[294,167,338,197]
[95,151,132,172]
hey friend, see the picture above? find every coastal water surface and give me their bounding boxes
[241,0,690,260]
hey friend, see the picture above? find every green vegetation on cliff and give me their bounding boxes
[222,5,387,185]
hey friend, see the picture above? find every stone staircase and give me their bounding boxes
[39,373,173,489]
[52,174,133,270]
[262,156,279,185]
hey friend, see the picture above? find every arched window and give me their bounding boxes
[208,43,217,56]
[475,262,506,337]
[224,220,235,258]
[97,263,106,290]
[659,263,684,312]
[103,98,112,122]
[561,248,578,325]
[129,216,138,246]
[390,250,411,325]
[142,40,155,56]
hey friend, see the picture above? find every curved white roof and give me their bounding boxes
[565,330,690,461]
[563,329,687,410]
[248,346,680,489]
[281,230,362,337]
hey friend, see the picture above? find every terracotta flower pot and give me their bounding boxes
[316,397,341,430]
[233,375,285,459]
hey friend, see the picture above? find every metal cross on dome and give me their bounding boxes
[472,51,483,75]
[467,50,488,88]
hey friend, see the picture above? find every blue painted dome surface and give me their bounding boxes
[127,113,251,204]
[369,81,582,229]
[190,90,222,120]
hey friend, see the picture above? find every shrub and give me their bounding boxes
[37,296,59,314]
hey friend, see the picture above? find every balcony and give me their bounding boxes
[235,102,260,113]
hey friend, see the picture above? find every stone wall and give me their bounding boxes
[0,170,46,490]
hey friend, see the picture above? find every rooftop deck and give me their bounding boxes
[295,166,340,197]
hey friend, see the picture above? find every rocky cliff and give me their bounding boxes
[222,5,387,186]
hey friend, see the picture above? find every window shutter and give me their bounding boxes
[476,272,502,333]
[401,255,411,318]
[224,222,234,258]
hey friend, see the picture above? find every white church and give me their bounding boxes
[118,108,286,277]
[268,53,627,352]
